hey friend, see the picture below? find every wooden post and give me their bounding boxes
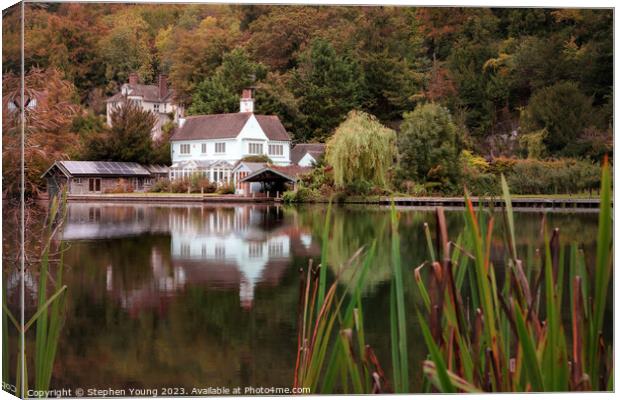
[276,191,280,199]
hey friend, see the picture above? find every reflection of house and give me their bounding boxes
[62,203,170,240]
[75,204,321,313]
[42,161,169,196]
[106,73,184,140]
[169,89,291,185]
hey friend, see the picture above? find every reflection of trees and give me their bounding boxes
[52,261,301,390]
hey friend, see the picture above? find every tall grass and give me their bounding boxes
[2,192,69,397]
[417,157,613,392]
[294,159,612,393]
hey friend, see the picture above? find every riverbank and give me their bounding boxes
[35,192,610,210]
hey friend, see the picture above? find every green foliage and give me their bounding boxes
[189,48,267,115]
[148,178,171,193]
[397,103,462,192]
[505,158,600,195]
[240,154,272,163]
[281,187,321,203]
[216,183,236,194]
[292,39,366,141]
[326,111,396,189]
[518,128,547,159]
[520,81,596,156]
[80,101,157,164]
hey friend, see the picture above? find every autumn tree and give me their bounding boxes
[326,111,396,189]
[397,103,462,190]
[97,9,155,85]
[2,68,81,196]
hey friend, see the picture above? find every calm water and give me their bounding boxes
[40,203,600,393]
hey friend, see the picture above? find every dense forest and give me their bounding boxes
[2,3,613,195]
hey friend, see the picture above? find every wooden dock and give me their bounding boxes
[377,196,605,210]
[65,194,275,203]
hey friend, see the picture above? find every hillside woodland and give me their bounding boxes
[2,4,613,196]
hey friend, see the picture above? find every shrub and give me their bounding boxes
[505,158,600,195]
[104,178,134,194]
[170,179,190,193]
[216,183,236,195]
[149,178,171,193]
[189,174,215,193]
[282,186,321,203]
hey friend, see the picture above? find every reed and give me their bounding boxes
[294,201,392,393]
[294,160,612,393]
[2,192,69,397]
[416,158,613,392]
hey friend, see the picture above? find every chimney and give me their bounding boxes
[239,88,254,113]
[128,72,139,86]
[158,74,168,99]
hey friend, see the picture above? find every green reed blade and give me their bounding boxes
[513,301,544,391]
[317,199,333,313]
[589,157,612,389]
[390,203,408,392]
[501,174,518,260]
[418,313,455,393]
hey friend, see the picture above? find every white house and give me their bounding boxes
[169,89,292,188]
[290,143,326,167]
[105,73,184,141]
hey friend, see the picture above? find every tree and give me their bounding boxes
[81,101,157,164]
[291,38,366,142]
[188,48,266,115]
[2,68,81,196]
[97,10,155,84]
[520,81,595,156]
[397,103,462,190]
[325,111,396,189]
[156,10,241,103]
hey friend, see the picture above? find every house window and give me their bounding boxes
[248,143,263,155]
[215,142,226,153]
[73,178,82,184]
[153,103,159,113]
[201,143,207,153]
[180,144,190,154]
[269,144,283,156]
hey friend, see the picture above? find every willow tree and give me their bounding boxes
[326,111,396,189]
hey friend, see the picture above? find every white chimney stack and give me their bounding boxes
[240,88,254,113]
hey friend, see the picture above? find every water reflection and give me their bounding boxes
[64,203,321,314]
[53,202,600,392]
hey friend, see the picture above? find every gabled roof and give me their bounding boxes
[42,161,151,178]
[291,143,326,165]
[232,161,268,173]
[170,113,290,142]
[240,165,312,183]
[106,84,175,103]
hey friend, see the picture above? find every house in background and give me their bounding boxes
[168,89,292,189]
[106,73,184,141]
[290,143,326,167]
[42,161,169,196]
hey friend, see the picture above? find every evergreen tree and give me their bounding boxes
[291,38,366,142]
[188,48,266,115]
[82,101,157,164]
[520,81,596,156]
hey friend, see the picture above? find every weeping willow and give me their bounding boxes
[326,111,396,188]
